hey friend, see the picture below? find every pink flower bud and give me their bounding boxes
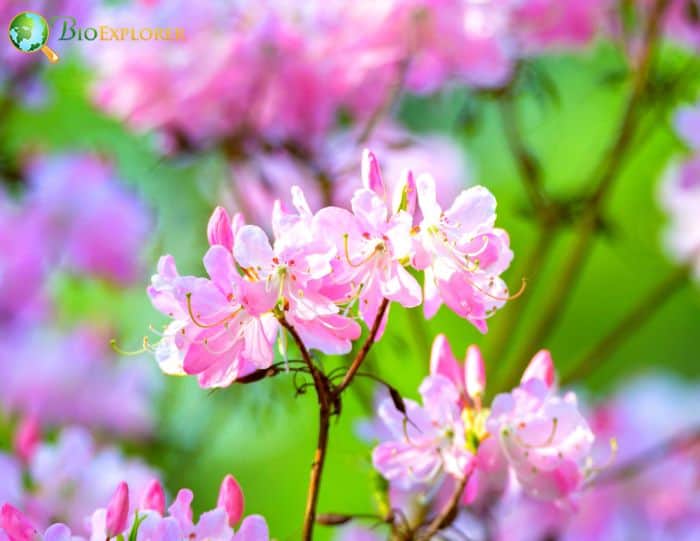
[105,482,129,538]
[139,479,165,515]
[217,474,244,527]
[465,345,486,400]
[521,349,555,388]
[207,206,234,249]
[0,504,37,541]
[13,415,41,464]
[361,149,385,197]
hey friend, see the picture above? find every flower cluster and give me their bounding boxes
[148,151,514,387]
[371,337,597,506]
[0,426,157,535]
[0,153,154,435]
[661,100,700,276]
[0,474,270,541]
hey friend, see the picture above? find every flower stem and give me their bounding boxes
[501,0,670,392]
[561,264,690,385]
[416,475,468,541]
[278,316,332,541]
[334,298,390,397]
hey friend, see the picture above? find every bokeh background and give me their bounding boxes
[1,1,699,539]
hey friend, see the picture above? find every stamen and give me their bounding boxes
[514,417,559,449]
[343,233,380,268]
[186,293,241,329]
[110,337,151,356]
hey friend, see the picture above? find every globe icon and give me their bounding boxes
[8,11,59,62]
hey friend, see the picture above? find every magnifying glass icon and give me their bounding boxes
[8,11,59,63]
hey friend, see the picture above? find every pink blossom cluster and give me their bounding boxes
[0,326,155,437]
[222,122,469,227]
[0,473,269,541]
[0,426,157,535]
[492,375,700,541]
[89,0,614,153]
[371,336,596,506]
[0,153,155,436]
[148,151,514,387]
[661,101,700,276]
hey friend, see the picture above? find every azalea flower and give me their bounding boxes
[413,173,514,332]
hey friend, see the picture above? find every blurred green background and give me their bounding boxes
[3,42,699,539]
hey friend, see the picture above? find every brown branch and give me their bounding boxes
[278,316,332,541]
[498,92,546,212]
[596,425,700,485]
[416,475,469,541]
[500,0,671,392]
[333,298,390,397]
[561,264,690,385]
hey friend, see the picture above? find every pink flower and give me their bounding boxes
[140,480,166,516]
[660,102,700,275]
[372,375,474,490]
[147,252,279,388]
[487,355,595,500]
[0,504,36,541]
[315,150,421,332]
[217,475,244,527]
[13,416,41,465]
[413,174,514,332]
[105,483,129,538]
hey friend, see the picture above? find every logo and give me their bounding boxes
[8,11,59,63]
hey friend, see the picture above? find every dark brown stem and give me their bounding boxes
[416,475,468,541]
[278,316,332,541]
[498,93,545,212]
[561,264,690,385]
[501,0,670,392]
[333,298,390,397]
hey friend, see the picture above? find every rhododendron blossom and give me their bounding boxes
[148,151,514,387]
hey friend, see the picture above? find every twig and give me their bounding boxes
[561,264,690,385]
[416,475,469,541]
[498,92,546,212]
[596,425,700,485]
[500,0,671,392]
[278,316,332,541]
[333,298,390,397]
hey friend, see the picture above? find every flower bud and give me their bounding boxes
[140,479,166,515]
[362,149,385,197]
[207,206,234,249]
[521,349,555,388]
[465,345,486,400]
[0,504,37,541]
[105,482,129,538]
[217,474,244,527]
[13,415,41,464]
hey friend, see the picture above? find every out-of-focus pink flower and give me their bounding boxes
[0,504,38,541]
[487,356,596,500]
[513,0,611,52]
[90,476,269,541]
[664,0,700,50]
[24,154,151,285]
[140,480,166,516]
[105,483,129,538]
[217,475,244,527]
[413,174,514,332]
[12,416,41,465]
[27,427,157,534]
[0,326,155,436]
[372,375,474,490]
[661,102,700,275]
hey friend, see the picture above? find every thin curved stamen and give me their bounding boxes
[186,292,242,329]
[465,235,490,258]
[514,417,559,449]
[343,233,380,268]
[110,336,152,356]
[585,438,618,480]
[467,275,527,302]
